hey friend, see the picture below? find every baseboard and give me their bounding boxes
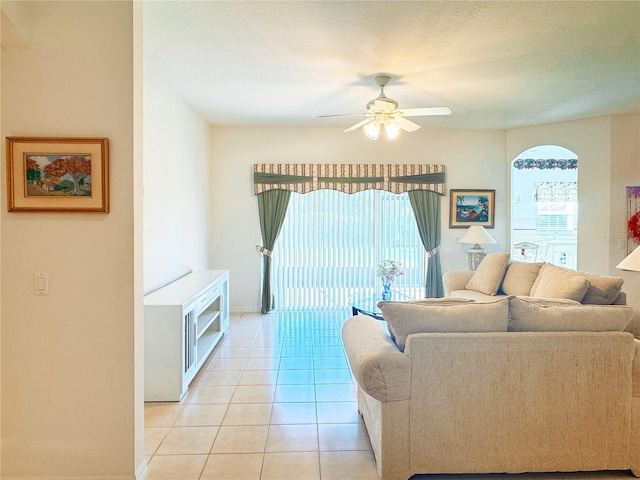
[136,459,148,480]
[1,476,139,480]
[230,307,261,313]
[1,469,147,480]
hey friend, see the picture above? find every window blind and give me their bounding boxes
[271,189,425,311]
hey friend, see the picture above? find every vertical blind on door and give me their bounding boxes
[271,189,426,311]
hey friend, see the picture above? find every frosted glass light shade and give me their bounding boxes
[364,123,379,140]
[616,246,640,272]
[385,122,400,140]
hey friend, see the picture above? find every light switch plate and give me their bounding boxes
[34,273,49,295]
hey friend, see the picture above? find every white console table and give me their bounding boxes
[144,270,229,401]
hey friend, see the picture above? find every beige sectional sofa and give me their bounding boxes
[341,294,640,480]
[443,252,626,304]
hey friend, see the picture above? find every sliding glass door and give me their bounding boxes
[271,189,425,311]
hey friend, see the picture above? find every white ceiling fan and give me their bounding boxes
[320,75,451,140]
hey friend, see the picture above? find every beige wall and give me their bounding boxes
[208,125,507,311]
[1,1,143,478]
[143,72,211,295]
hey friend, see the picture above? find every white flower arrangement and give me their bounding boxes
[376,260,404,284]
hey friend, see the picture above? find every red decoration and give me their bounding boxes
[628,211,640,241]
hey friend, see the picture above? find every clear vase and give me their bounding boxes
[381,282,392,301]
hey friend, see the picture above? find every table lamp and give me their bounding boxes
[616,245,640,272]
[457,225,497,270]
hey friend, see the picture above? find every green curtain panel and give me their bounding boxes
[408,190,444,298]
[257,189,292,313]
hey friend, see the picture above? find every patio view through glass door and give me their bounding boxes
[271,189,426,311]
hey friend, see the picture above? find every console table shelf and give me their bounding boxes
[197,310,220,338]
[144,270,229,401]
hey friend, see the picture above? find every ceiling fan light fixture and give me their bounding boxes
[384,122,400,140]
[321,74,451,139]
[364,122,379,140]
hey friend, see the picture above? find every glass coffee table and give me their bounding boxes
[348,291,412,320]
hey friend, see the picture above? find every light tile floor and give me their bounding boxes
[145,310,637,480]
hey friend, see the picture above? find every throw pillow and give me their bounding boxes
[378,297,509,352]
[500,261,544,296]
[465,252,510,296]
[508,296,636,333]
[575,271,624,305]
[530,263,590,302]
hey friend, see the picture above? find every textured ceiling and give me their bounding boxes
[144,1,640,130]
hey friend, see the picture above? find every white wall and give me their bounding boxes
[1,2,142,477]
[143,72,212,294]
[209,125,507,311]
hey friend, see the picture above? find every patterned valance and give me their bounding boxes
[254,164,446,195]
[534,182,577,202]
[513,159,578,170]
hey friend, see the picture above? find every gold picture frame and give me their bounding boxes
[449,189,495,228]
[6,136,109,212]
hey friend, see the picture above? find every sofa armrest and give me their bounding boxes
[442,270,474,296]
[341,315,411,402]
[632,340,640,477]
[633,340,640,398]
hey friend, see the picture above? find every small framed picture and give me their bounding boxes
[6,136,109,212]
[449,189,495,228]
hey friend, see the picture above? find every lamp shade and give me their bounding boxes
[616,245,640,272]
[457,225,497,245]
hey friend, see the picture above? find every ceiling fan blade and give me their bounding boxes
[393,116,421,132]
[318,113,366,118]
[399,107,452,117]
[344,117,375,133]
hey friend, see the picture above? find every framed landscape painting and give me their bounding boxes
[6,137,109,212]
[449,189,495,228]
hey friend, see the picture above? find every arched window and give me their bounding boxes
[511,146,578,269]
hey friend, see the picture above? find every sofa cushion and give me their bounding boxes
[500,261,544,296]
[403,298,474,306]
[465,252,510,295]
[449,290,508,302]
[509,295,638,333]
[576,271,624,305]
[530,263,590,302]
[378,297,509,352]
